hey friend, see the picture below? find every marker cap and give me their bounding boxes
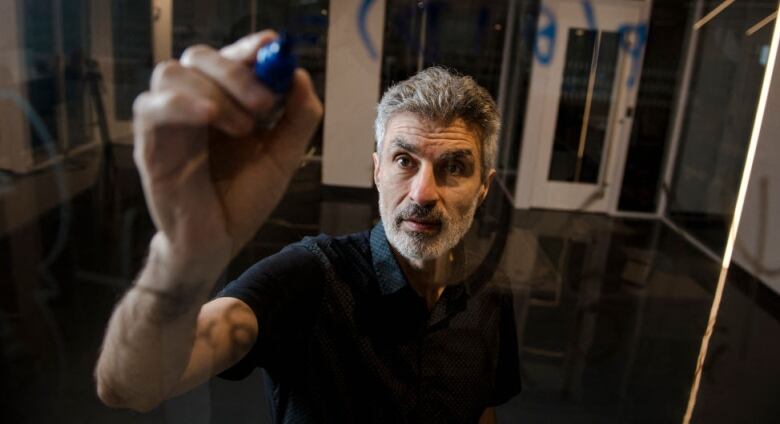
[255,34,296,94]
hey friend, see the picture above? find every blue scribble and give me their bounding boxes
[534,5,557,65]
[618,22,648,88]
[581,0,597,30]
[533,3,648,89]
[358,0,377,60]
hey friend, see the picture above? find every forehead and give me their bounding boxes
[382,112,480,155]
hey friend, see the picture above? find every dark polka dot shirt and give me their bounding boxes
[218,222,521,423]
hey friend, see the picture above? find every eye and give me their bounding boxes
[444,160,465,176]
[395,154,414,169]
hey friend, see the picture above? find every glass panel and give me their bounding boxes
[111,0,153,121]
[548,28,597,182]
[172,1,252,57]
[62,0,92,148]
[172,0,329,153]
[668,0,776,254]
[581,31,619,182]
[618,0,689,212]
[380,0,426,91]
[380,0,509,98]
[22,0,61,154]
[494,0,540,193]
[4,1,780,423]
[548,29,619,184]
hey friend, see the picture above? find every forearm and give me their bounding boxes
[95,234,223,411]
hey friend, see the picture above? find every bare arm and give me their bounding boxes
[94,30,322,412]
[95,236,257,411]
[95,239,210,411]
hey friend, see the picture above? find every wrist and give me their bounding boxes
[147,232,230,292]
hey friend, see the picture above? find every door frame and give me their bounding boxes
[513,0,651,213]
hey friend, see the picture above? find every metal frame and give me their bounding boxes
[605,0,653,214]
[496,0,519,132]
[656,0,704,217]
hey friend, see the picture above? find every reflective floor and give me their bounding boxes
[1,145,779,423]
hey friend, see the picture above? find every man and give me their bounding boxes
[95,31,521,423]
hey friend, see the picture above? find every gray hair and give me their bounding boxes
[374,67,500,180]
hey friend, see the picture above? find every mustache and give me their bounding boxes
[395,203,444,224]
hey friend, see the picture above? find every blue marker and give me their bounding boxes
[255,34,296,94]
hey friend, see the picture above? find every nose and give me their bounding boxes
[409,163,439,207]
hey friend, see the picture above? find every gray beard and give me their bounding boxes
[379,193,480,261]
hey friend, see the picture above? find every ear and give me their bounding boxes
[372,152,380,187]
[478,168,496,205]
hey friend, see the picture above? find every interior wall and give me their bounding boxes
[152,0,173,63]
[321,0,385,188]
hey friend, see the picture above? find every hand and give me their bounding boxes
[132,31,323,280]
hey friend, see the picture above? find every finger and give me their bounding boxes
[132,90,213,175]
[133,90,215,131]
[179,44,274,115]
[219,30,278,65]
[262,69,324,173]
[150,60,255,138]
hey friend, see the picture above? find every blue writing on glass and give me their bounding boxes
[534,5,557,65]
[581,0,597,30]
[358,0,378,60]
[618,22,648,88]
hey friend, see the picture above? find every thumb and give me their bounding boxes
[219,30,279,65]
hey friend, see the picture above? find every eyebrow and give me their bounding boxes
[440,150,475,162]
[390,138,475,161]
[390,138,419,154]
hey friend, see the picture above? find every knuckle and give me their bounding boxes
[180,44,212,66]
[150,60,181,89]
[132,92,152,118]
[159,91,184,108]
[155,90,190,114]
[224,67,264,108]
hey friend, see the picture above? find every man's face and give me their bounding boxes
[373,112,494,262]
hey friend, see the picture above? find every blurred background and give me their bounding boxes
[1,0,779,422]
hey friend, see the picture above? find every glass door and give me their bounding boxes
[22,0,93,160]
[517,0,646,212]
[547,29,619,186]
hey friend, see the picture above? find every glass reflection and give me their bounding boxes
[548,28,619,184]
[0,0,778,423]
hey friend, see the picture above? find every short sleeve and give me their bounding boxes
[216,243,325,380]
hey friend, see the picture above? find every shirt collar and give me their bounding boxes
[370,221,470,297]
[370,222,410,296]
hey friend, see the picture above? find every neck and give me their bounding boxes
[392,249,453,311]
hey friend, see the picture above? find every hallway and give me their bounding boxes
[1,146,778,423]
